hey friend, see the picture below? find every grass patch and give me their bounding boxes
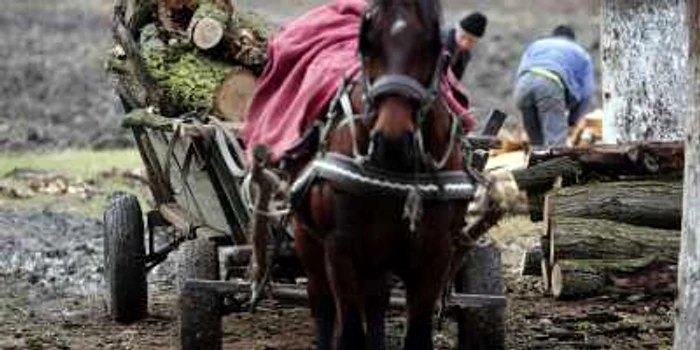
[0,149,152,219]
[0,149,142,178]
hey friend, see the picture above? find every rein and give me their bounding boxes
[291,75,474,232]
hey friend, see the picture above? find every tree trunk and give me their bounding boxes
[602,0,689,142]
[552,258,677,300]
[548,217,680,264]
[674,1,700,348]
[213,68,257,121]
[547,181,683,230]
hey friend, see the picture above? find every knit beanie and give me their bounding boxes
[459,12,487,38]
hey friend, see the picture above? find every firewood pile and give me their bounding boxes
[108,0,273,120]
[512,141,685,300]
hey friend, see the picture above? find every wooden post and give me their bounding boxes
[602,0,689,142]
[674,1,700,348]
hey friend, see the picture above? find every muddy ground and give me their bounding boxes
[0,170,675,350]
[0,0,676,349]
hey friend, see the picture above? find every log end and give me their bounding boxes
[192,17,225,50]
[213,69,256,121]
[551,261,606,300]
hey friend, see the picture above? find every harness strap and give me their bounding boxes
[290,153,477,202]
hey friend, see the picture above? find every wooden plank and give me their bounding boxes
[674,0,700,348]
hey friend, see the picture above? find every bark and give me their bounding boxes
[675,1,700,348]
[552,258,677,300]
[526,141,685,180]
[123,0,157,36]
[546,180,683,230]
[139,29,234,116]
[515,142,685,221]
[110,4,165,112]
[213,68,257,121]
[548,217,680,264]
[602,0,688,142]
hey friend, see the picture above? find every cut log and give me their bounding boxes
[546,181,683,230]
[157,0,232,34]
[140,31,234,116]
[527,141,685,180]
[213,68,257,121]
[548,217,680,264]
[512,158,580,221]
[513,141,685,220]
[188,2,229,50]
[551,258,677,300]
[110,6,165,112]
[217,11,270,72]
[520,244,543,277]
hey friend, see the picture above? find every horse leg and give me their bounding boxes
[365,275,390,350]
[325,231,366,350]
[294,225,335,350]
[403,216,453,350]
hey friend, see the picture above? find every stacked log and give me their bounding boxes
[511,143,685,299]
[109,0,271,119]
[520,179,683,300]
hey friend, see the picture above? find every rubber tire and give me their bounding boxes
[104,193,148,324]
[176,238,220,291]
[177,238,222,349]
[456,242,506,350]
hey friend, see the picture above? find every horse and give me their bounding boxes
[286,0,478,349]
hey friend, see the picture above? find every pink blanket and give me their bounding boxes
[241,0,474,162]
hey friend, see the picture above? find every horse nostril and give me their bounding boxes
[369,131,417,170]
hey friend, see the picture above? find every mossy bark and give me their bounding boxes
[140,42,234,115]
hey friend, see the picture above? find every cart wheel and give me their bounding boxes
[455,242,506,350]
[176,238,220,291]
[104,192,147,324]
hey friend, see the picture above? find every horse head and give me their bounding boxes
[358,0,446,172]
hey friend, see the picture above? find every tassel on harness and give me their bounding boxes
[403,186,423,233]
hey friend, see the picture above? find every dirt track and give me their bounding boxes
[0,1,676,349]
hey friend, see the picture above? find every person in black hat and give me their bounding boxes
[442,12,488,80]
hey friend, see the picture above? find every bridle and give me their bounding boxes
[290,6,473,232]
[356,6,459,171]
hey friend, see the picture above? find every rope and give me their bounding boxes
[241,172,291,219]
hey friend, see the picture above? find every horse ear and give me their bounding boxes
[358,8,375,60]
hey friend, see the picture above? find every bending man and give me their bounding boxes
[514,25,595,146]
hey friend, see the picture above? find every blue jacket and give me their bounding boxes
[517,37,596,122]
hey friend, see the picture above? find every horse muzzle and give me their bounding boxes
[367,131,418,172]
